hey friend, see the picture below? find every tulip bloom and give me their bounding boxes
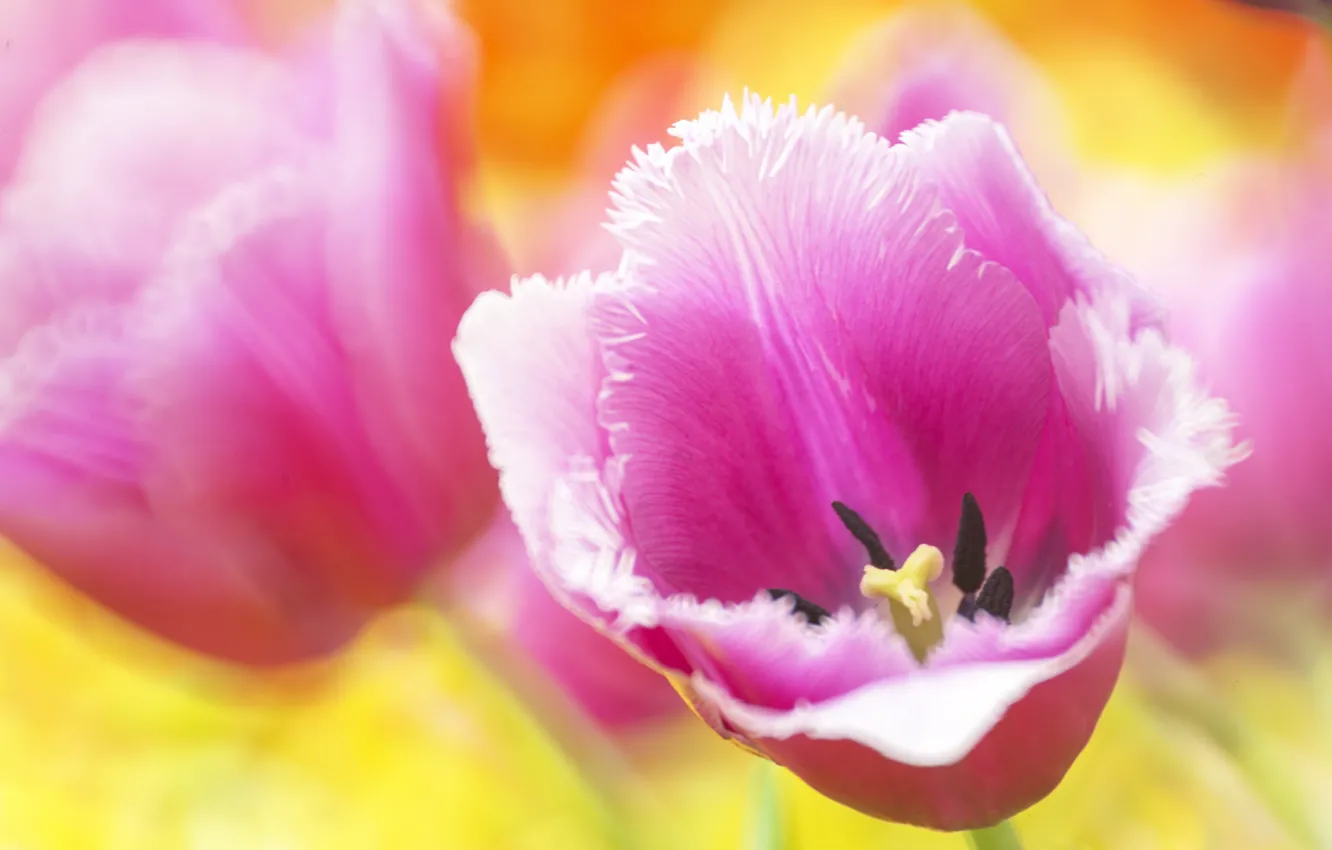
[0,0,497,665]
[456,95,1240,829]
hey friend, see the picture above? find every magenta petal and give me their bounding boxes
[0,310,353,663]
[323,0,498,551]
[599,100,1051,602]
[902,113,1155,329]
[0,0,497,665]
[139,171,432,591]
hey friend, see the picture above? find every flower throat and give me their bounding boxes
[768,494,1013,662]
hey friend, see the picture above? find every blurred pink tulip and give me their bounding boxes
[1096,44,1332,653]
[455,93,1241,829]
[825,4,1078,206]
[450,517,684,728]
[0,0,500,665]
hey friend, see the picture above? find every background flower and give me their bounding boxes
[0,0,498,665]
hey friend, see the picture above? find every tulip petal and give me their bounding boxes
[324,0,498,552]
[0,308,354,663]
[454,273,613,564]
[598,98,1051,603]
[901,113,1157,329]
[0,0,239,180]
[0,41,305,356]
[139,169,433,616]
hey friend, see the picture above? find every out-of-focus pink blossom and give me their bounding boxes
[824,4,1079,206]
[455,93,1241,829]
[449,517,684,728]
[0,0,499,665]
[1083,43,1332,653]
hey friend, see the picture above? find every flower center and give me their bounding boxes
[767,494,1015,664]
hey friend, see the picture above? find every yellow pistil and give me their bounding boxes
[860,544,946,662]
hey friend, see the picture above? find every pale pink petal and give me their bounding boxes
[0,0,239,180]
[454,273,612,562]
[0,40,308,355]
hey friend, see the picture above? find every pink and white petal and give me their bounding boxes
[454,273,615,561]
[599,95,1051,603]
[137,169,430,616]
[694,594,1128,830]
[0,0,240,180]
[0,40,309,354]
[324,0,498,552]
[901,112,1158,329]
[653,594,919,712]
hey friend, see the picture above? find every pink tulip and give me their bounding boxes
[454,94,1241,829]
[1093,45,1332,653]
[0,0,498,665]
[449,516,685,728]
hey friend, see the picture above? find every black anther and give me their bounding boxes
[767,589,831,625]
[975,567,1014,622]
[831,501,895,571]
[951,492,988,594]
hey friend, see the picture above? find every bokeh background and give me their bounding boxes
[2,0,1330,847]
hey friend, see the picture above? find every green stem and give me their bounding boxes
[746,763,788,850]
[967,820,1022,850]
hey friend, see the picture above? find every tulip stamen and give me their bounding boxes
[833,497,1019,661]
[832,501,894,570]
[860,544,946,662]
[767,588,831,625]
[860,544,943,626]
[974,567,1014,622]
[952,493,987,594]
